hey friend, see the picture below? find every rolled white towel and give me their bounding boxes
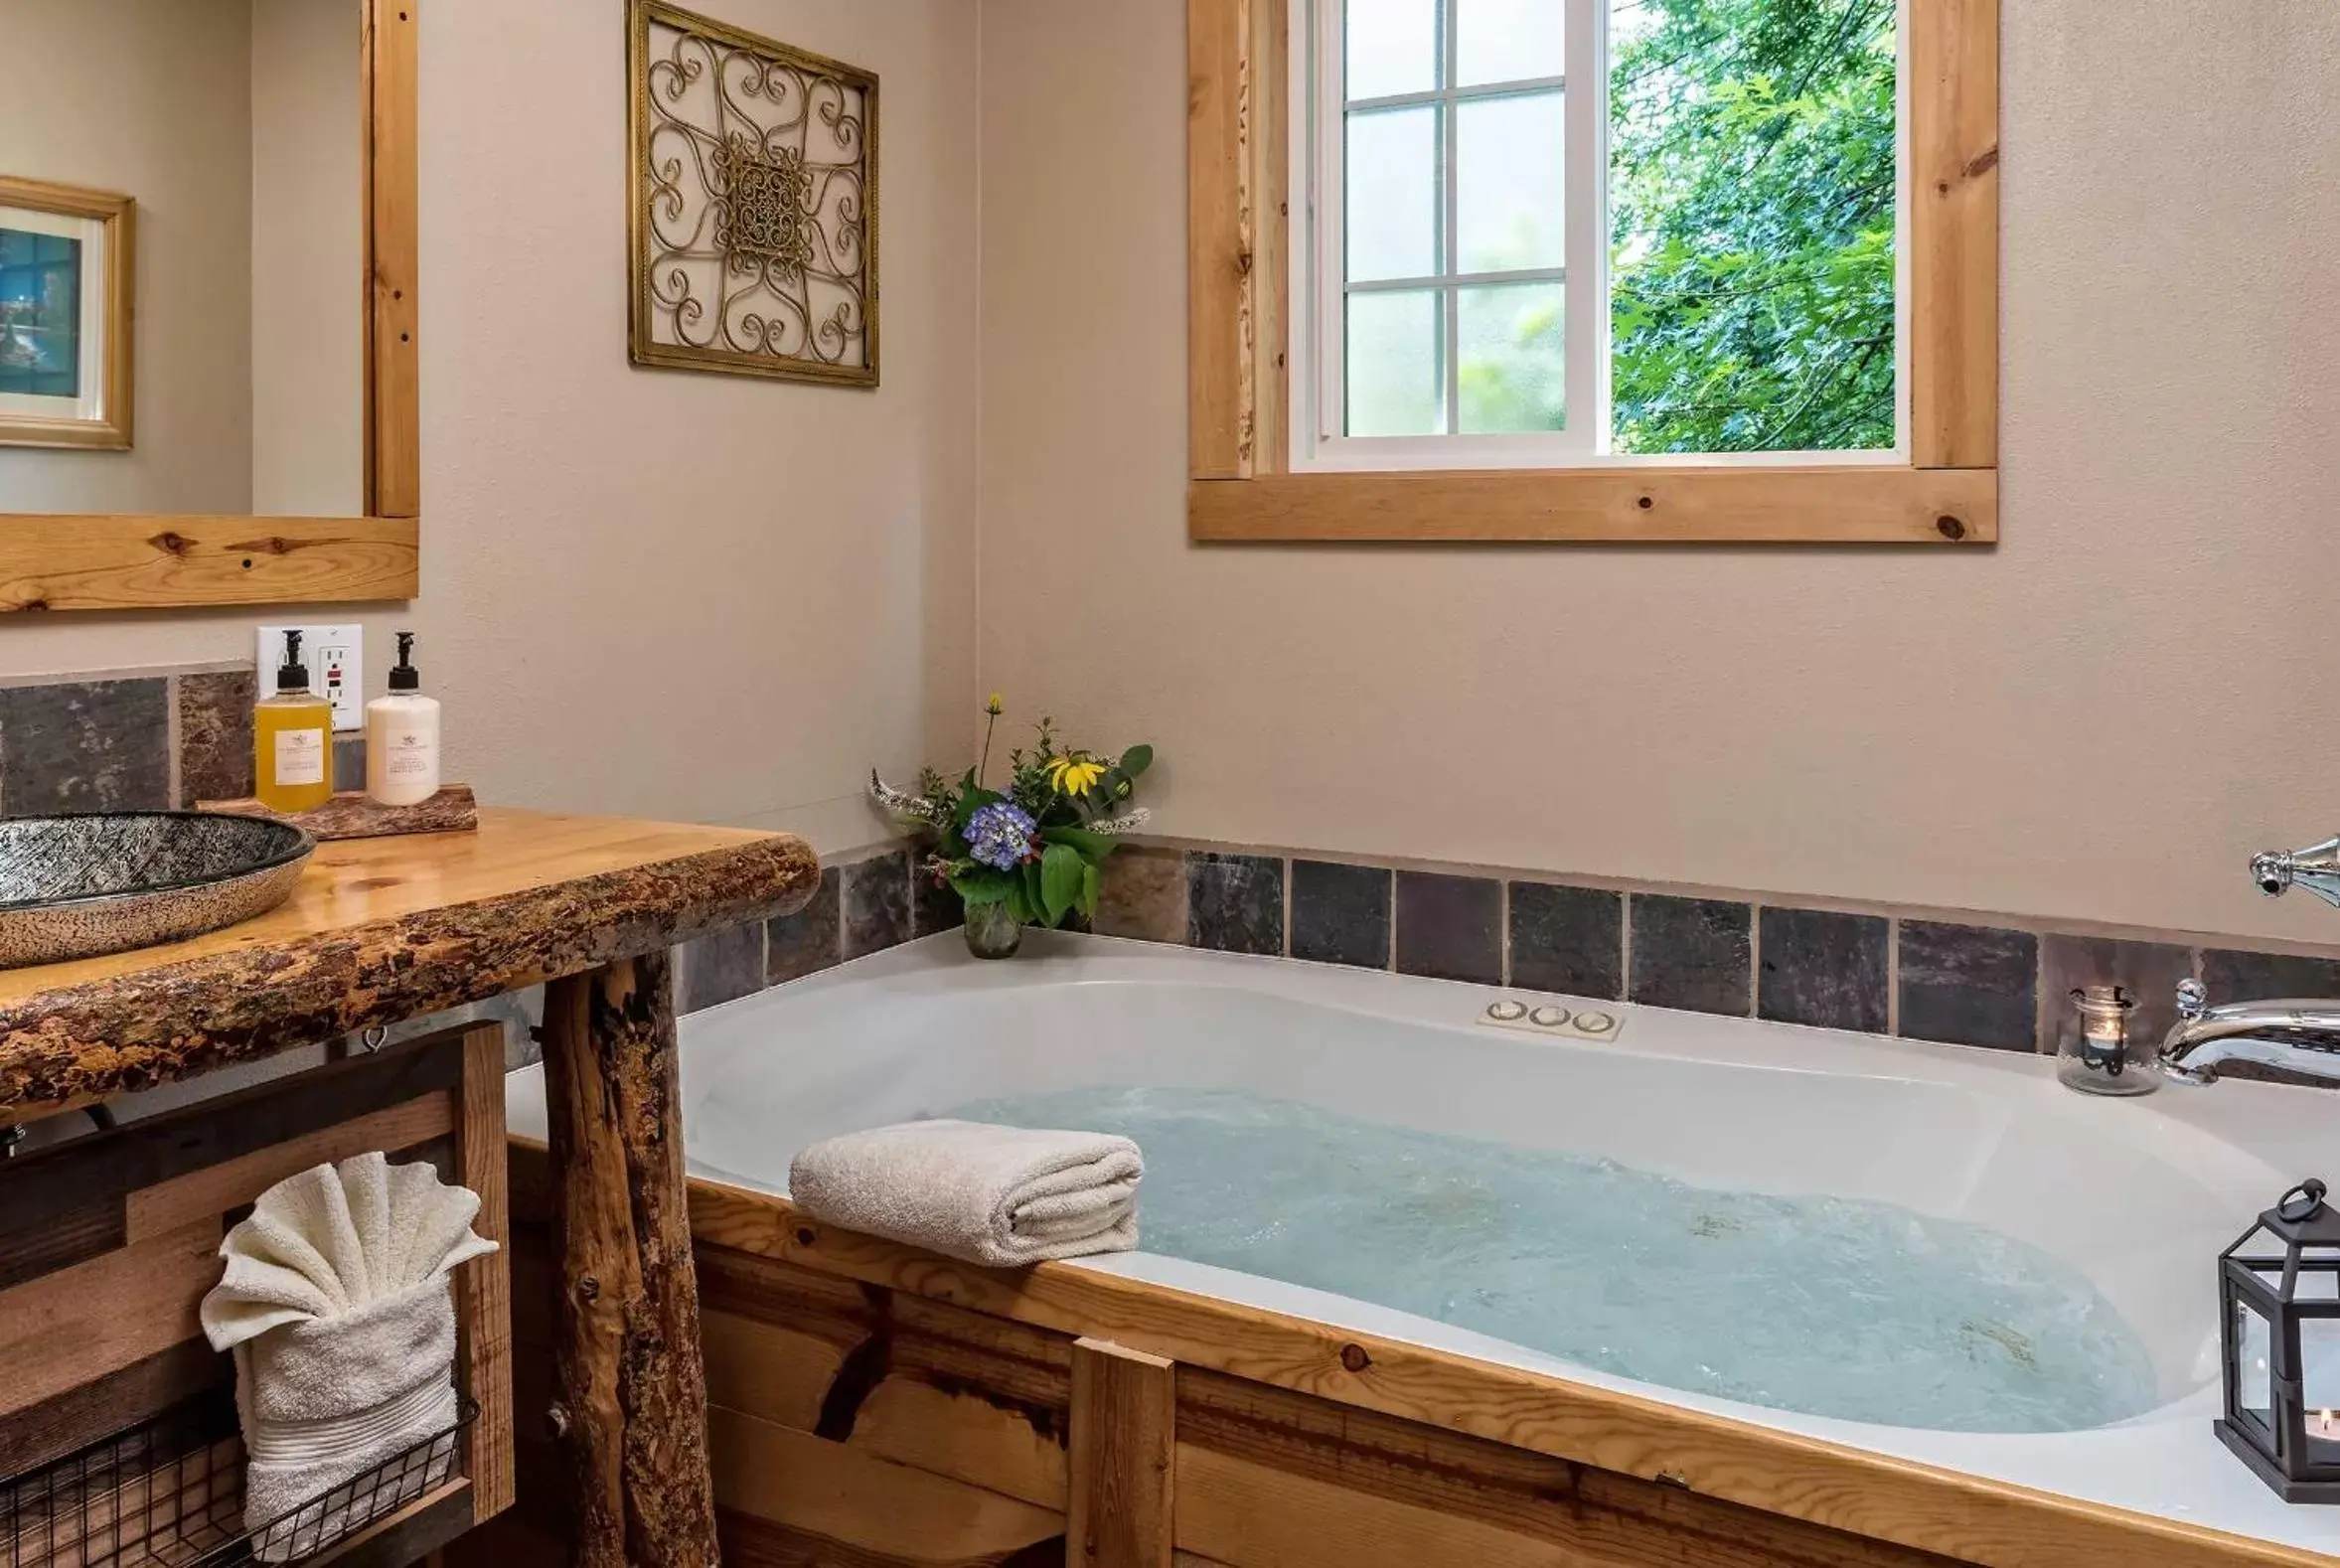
[788,1119,1142,1267]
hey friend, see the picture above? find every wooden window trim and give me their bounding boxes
[1187,0,1999,545]
[0,0,421,612]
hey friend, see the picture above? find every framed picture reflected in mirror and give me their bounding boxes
[0,176,133,451]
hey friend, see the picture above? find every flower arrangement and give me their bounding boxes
[872,696,1154,945]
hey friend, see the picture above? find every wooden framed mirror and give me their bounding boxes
[0,0,419,613]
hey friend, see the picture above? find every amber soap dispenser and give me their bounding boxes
[253,630,334,812]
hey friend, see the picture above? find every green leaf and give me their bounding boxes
[1040,844,1084,927]
[949,872,1011,906]
[1021,860,1047,925]
[1003,878,1032,925]
[1079,862,1103,917]
[1116,743,1154,779]
[1040,825,1117,859]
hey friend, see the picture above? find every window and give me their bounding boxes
[1185,0,1997,542]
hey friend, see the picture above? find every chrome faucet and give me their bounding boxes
[2156,835,2340,1085]
[2251,836,2340,908]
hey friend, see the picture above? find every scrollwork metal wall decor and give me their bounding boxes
[627,0,877,386]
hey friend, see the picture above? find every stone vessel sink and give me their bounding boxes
[0,812,316,969]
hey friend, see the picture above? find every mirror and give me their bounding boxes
[0,0,366,520]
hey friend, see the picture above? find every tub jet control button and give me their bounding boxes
[1478,999,1629,1042]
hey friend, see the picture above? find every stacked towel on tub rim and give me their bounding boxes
[200,1152,497,1561]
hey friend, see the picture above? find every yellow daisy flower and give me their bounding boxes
[985,692,1006,716]
[1047,755,1107,797]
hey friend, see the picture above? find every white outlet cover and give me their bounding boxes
[256,624,365,733]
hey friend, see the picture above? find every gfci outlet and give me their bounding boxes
[256,624,364,733]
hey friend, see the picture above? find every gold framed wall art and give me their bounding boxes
[0,176,134,451]
[628,0,879,388]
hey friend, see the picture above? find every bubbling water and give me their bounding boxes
[944,1085,2160,1433]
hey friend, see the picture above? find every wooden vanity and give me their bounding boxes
[0,809,819,1568]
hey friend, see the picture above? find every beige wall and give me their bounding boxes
[974,0,2340,946]
[249,0,365,517]
[0,0,980,855]
[0,0,256,515]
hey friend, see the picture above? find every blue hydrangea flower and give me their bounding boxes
[963,802,1037,871]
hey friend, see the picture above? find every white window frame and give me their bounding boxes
[1290,0,1911,474]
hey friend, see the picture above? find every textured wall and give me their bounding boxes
[0,0,981,855]
[973,0,2340,945]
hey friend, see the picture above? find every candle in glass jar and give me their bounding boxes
[2310,1409,2340,1441]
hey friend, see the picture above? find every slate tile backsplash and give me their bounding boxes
[1758,907,1889,1033]
[1394,871,1501,986]
[768,865,843,984]
[679,918,768,1014]
[0,680,170,815]
[842,850,911,959]
[1291,860,1390,969]
[1898,921,2038,1051]
[177,670,256,806]
[1508,881,1622,1000]
[1188,853,1285,955]
[1630,895,1752,1017]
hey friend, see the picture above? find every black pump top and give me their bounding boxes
[388,631,421,693]
[277,629,310,692]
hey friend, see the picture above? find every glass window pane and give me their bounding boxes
[1458,282,1563,432]
[1457,91,1563,272]
[1608,0,1896,453]
[2237,1299,2274,1426]
[1346,106,1440,282]
[1457,0,1563,86]
[1346,0,1439,99]
[1347,289,1443,436]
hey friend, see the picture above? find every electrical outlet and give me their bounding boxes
[256,624,365,733]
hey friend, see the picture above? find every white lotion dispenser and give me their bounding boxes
[365,631,442,805]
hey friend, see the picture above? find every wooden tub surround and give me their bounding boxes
[0,809,822,1568]
[466,1151,2340,1568]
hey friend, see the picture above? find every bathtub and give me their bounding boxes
[507,932,2340,1567]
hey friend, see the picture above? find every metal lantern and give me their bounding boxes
[2219,1177,2340,1501]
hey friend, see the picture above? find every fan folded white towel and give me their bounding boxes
[200,1154,498,1558]
[789,1120,1143,1267]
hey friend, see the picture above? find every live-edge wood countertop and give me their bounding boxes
[0,807,820,1117]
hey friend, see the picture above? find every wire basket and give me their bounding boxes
[1,1390,475,1568]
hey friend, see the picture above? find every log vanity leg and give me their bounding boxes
[540,948,719,1568]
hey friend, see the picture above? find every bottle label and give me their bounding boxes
[383,727,434,782]
[274,727,326,786]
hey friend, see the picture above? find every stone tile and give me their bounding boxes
[2037,935,2193,1052]
[1096,847,1187,944]
[0,679,171,815]
[768,865,842,983]
[177,670,255,806]
[1758,907,1889,1033]
[2202,948,2340,1003]
[333,734,367,793]
[1187,853,1284,956]
[1629,895,1752,1017]
[1393,871,1501,986]
[1291,860,1390,970]
[679,919,768,1014]
[1508,882,1622,1000]
[843,851,911,959]
[1898,921,2038,1051]
[912,862,964,936]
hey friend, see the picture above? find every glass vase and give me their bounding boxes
[964,899,1023,960]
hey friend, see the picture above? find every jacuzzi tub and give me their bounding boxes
[508,931,2340,1560]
